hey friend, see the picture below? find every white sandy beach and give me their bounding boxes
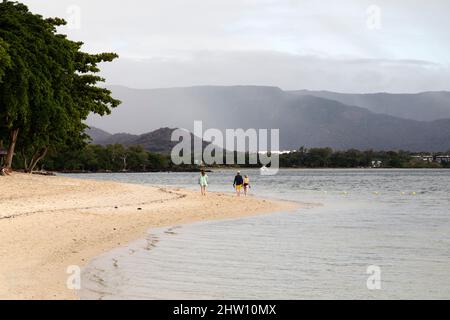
[0,173,300,300]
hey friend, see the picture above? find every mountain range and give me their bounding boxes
[291,90,450,122]
[86,85,450,152]
[86,127,209,153]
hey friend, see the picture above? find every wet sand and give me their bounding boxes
[0,173,299,300]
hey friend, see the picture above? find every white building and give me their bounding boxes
[411,155,434,162]
[435,155,450,164]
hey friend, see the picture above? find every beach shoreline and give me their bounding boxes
[0,173,301,300]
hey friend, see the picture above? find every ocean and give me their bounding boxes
[64,169,450,299]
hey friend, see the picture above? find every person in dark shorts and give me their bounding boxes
[233,171,244,197]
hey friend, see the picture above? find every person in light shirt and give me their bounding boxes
[198,169,208,196]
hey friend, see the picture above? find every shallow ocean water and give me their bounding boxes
[64,169,450,299]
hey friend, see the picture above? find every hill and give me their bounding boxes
[86,127,210,154]
[86,86,450,152]
[291,90,450,122]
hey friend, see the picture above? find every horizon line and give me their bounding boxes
[104,84,450,96]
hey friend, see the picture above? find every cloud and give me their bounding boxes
[100,50,450,93]
[21,0,450,92]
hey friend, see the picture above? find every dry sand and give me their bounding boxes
[0,173,300,300]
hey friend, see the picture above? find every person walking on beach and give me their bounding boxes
[243,175,250,196]
[233,171,244,197]
[198,170,208,196]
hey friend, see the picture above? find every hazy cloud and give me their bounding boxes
[21,0,450,92]
[99,51,450,93]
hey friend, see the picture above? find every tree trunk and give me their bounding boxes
[121,155,127,171]
[27,147,48,173]
[0,139,3,167]
[5,128,19,169]
[21,149,29,171]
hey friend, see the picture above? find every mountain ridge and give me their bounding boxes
[290,89,450,121]
[86,127,211,153]
[86,85,450,152]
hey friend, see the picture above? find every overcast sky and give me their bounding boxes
[22,0,450,93]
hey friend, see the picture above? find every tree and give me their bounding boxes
[126,145,149,171]
[148,152,168,170]
[0,37,10,82]
[304,148,333,167]
[0,2,120,171]
[0,37,10,153]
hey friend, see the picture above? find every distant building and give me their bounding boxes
[435,155,450,164]
[371,160,382,168]
[411,155,433,162]
[258,150,295,155]
[410,154,450,164]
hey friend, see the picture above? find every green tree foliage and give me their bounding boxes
[0,1,120,171]
[279,147,448,168]
[32,144,173,172]
[0,37,10,154]
[0,37,11,82]
[12,143,447,172]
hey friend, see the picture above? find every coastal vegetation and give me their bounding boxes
[278,148,449,169]
[0,1,119,172]
[12,144,449,172]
